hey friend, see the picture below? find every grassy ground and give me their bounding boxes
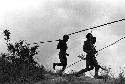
[35,74,118,84]
[34,70,125,84]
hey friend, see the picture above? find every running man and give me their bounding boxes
[75,33,102,78]
[53,35,69,72]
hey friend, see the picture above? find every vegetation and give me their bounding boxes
[0,29,45,84]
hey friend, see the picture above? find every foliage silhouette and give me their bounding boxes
[2,29,40,65]
[0,29,45,83]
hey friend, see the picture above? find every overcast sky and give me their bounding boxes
[0,0,125,76]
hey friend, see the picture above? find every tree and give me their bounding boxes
[2,29,39,65]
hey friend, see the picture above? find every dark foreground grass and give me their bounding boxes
[0,57,45,84]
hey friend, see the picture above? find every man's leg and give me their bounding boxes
[61,57,67,72]
[93,58,100,78]
[76,66,94,76]
[94,65,104,79]
[62,63,67,72]
[53,52,65,70]
[95,66,99,78]
[75,57,94,76]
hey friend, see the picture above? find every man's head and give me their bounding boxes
[63,35,69,42]
[86,33,93,41]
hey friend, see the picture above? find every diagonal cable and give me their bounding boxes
[65,35,125,69]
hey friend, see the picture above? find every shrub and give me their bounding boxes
[0,29,45,83]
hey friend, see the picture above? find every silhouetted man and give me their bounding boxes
[75,33,101,78]
[53,35,69,72]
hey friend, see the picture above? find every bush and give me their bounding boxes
[0,29,45,83]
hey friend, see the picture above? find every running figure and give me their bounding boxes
[53,35,69,72]
[76,33,102,78]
